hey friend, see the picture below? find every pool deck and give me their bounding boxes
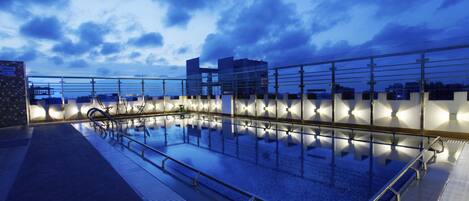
[0,124,184,201]
[0,126,32,201]
[439,142,469,201]
[74,124,187,201]
[401,139,465,201]
[2,121,469,201]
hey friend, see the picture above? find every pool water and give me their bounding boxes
[119,114,426,201]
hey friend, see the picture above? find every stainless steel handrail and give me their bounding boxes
[369,136,443,201]
[87,108,264,201]
[120,134,264,201]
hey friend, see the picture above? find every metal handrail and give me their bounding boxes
[274,44,469,69]
[120,134,264,201]
[87,108,264,201]
[28,75,186,80]
[369,136,443,201]
[87,108,124,135]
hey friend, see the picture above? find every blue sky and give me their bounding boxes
[0,0,468,78]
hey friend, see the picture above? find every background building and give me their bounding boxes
[186,57,268,96]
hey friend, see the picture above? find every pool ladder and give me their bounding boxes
[369,136,445,201]
[87,108,264,201]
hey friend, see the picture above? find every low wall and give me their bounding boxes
[185,92,469,134]
[28,92,469,134]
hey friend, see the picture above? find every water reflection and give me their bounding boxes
[122,114,426,201]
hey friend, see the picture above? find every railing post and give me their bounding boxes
[163,79,166,113]
[369,57,375,126]
[232,79,236,117]
[61,77,65,121]
[418,54,428,132]
[141,79,145,102]
[117,79,121,115]
[300,65,304,123]
[91,78,95,104]
[25,76,31,125]
[331,62,336,124]
[275,68,279,120]
[181,79,185,111]
[254,76,258,118]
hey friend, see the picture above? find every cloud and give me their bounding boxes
[438,0,463,10]
[128,32,164,47]
[157,0,213,27]
[176,46,190,54]
[100,42,121,55]
[52,39,92,55]
[0,32,10,39]
[360,23,441,53]
[129,52,141,59]
[17,49,38,61]
[68,59,89,68]
[96,67,111,76]
[19,16,63,40]
[308,22,452,62]
[49,56,64,65]
[0,47,38,62]
[145,53,167,65]
[201,0,315,64]
[164,6,191,27]
[52,21,111,56]
[77,22,110,46]
[0,0,69,17]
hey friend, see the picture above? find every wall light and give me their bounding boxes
[314,107,319,114]
[348,109,355,116]
[391,111,397,118]
[286,107,290,112]
[30,105,46,120]
[264,106,269,111]
[449,112,457,121]
[395,111,403,119]
[49,107,64,120]
[457,113,469,121]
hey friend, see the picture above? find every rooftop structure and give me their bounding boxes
[2,44,469,201]
[186,57,268,96]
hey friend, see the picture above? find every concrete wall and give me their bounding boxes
[210,92,469,133]
[29,96,187,122]
[28,92,469,134]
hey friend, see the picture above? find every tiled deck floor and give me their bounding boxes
[74,123,185,201]
[0,126,32,201]
[439,142,469,201]
[5,124,143,201]
[402,139,467,201]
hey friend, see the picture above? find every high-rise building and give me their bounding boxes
[186,57,268,96]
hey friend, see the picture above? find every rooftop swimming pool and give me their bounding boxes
[83,114,432,201]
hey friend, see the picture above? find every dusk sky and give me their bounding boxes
[1,0,469,78]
